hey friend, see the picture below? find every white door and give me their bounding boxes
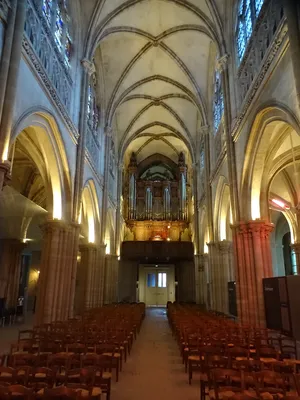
[145,269,168,306]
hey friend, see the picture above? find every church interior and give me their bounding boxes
[0,0,300,399]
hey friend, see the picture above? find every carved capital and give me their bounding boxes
[81,58,96,77]
[199,125,210,136]
[104,125,113,137]
[218,240,232,253]
[216,54,230,72]
[0,161,11,189]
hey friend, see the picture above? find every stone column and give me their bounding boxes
[219,240,233,315]
[232,220,273,327]
[201,253,209,308]
[104,254,119,304]
[0,0,17,123]
[77,244,97,312]
[115,165,123,257]
[73,59,95,221]
[218,55,240,223]
[283,0,300,110]
[194,254,201,304]
[290,242,300,275]
[100,129,112,244]
[0,0,26,189]
[0,239,26,308]
[35,221,79,325]
[208,242,219,311]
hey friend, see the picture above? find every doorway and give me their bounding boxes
[138,264,175,306]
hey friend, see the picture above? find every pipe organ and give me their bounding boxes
[124,152,189,228]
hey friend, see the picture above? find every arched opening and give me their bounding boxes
[0,111,70,316]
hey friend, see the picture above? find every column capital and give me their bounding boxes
[218,240,232,253]
[79,243,98,251]
[199,125,210,136]
[40,220,80,234]
[81,58,96,76]
[232,220,274,236]
[291,242,300,252]
[104,125,113,137]
[0,161,11,189]
[216,54,230,72]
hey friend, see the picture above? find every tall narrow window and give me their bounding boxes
[236,0,265,63]
[42,0,52,24]
[65,30,72,65]
[87,84,100,132]
[213,69,224,133]
[55,6,64,48]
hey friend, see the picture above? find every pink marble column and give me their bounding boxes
[35,221,79,325]
[232,220,274,327]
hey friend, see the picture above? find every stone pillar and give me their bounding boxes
[194,254,200,304]
[208,242,219,311]
[104,254,119,304]
[290,242,300,275]
[100,130,112,244]
[232,220,274,327]
[219,240,233,315]
[0,0,26,162]
[0,0,17,123]
[35,221,79,324]
[217,55,240,223]
[77,244,97,312]
[201,253,209,308]
[73,59,95,221]
[0,0,26,189]
[0,239,25,308]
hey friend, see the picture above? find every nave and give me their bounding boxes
[111,308,198,400]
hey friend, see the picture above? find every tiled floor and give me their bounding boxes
[111,307,199,400]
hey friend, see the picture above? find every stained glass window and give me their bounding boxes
[54,6,64,48]
[65,31,72,65]
[213,70,224,133]
[42,0,52,24]
[236,0,265,63]
[255,0,264,17]
[200,148,205,172]
[87,85,100,132]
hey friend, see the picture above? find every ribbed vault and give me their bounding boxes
[90,0,224,165]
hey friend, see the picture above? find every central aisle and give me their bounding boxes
[111,307,199,400]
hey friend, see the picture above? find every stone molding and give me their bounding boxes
[22,37,78,140]
[233,0,287,139]
[232,220,274,238]
[0,0,10,22]
[81,58,96,77]
[216,54,229,72]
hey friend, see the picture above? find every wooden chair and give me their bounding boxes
[28,367,55,391]
[43,386,81,400]
[0,386,8,400]
[208,368,244,400]
[7,385,34,400]
[0,367,16,386]
[255,370,287,398]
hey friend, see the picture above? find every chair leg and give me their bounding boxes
[189,364,192,385]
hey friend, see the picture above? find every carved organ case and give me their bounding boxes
[124,152,189,225]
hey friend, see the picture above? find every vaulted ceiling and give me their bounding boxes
[90,0,225,166]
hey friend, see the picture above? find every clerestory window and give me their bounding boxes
[236,0,264,63]
[213,69,224,133]
[42,0,72,67]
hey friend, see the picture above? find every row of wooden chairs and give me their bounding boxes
[167,303,300,400]
[1,303,145,400]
